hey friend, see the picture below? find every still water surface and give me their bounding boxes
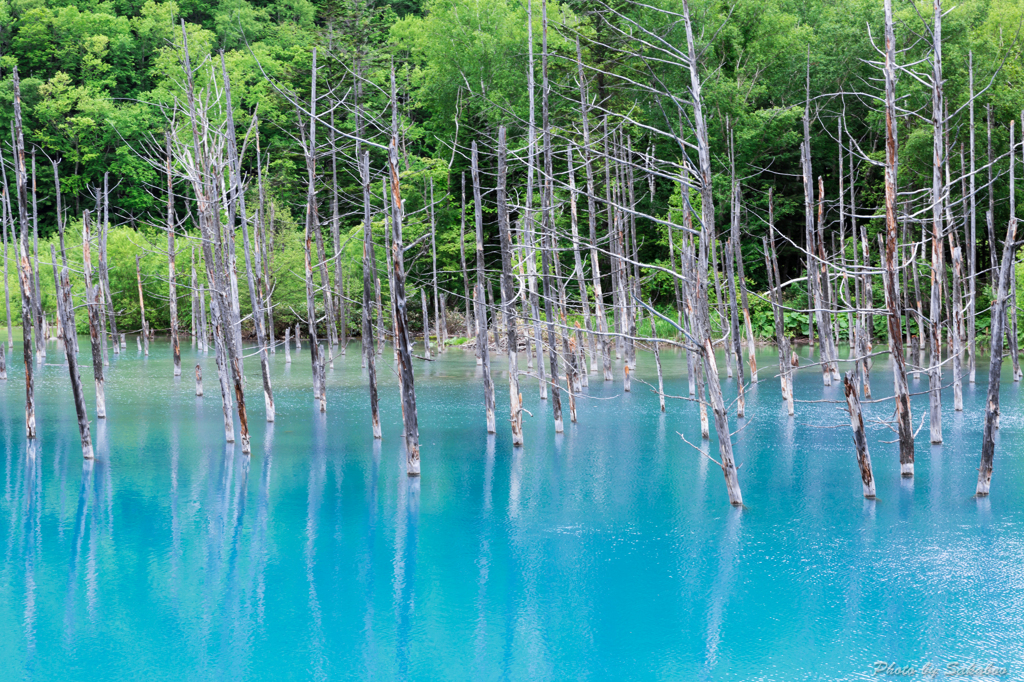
[0,338,1021,681]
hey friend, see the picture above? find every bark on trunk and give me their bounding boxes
[725,239,746,418]
[651,318,665,411]
[843,371,876,498]
[683,0,742,504]
[977,213,1018,495]
[387,141,421,475]
[11,68,34,439]
[497,127,523,445]
[359,151,382,439]
[56,254,93,459]
[136,255,149,356]
[165,134,181,377]
[472,142,496,433]
[882,0,915,475]
[82,212,106,419]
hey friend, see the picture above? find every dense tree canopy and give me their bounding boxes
[0,0,1022,334]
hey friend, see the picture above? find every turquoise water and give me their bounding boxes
[0,337,1022,681]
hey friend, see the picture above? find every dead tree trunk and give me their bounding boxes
[927,0,944,444]
[196,365,203,396]
[575,38,611,381]
[388,141,421,475]
[301,49,325,413]
[459,174,474,344]
[711,238,732,379]
[843,371,876,498]
[56,252,93,460]
[497,127,523,445]
[977,210,1018,495]
[651,318,665,411]
[82,212,106,419]
[199,281,209,353]
[567,144,594,376]
[30,154,41,365]
[11,67,34,439]
[165,134,181,377]
[136,255,149,356]
[360,151,382,439]
[420,288,432,360]
[765,198,794,416]
[99,172,118,353]
[684,0,741,504]
[472,142,496,433]
[429,178,445,351]
[728,124,757,383]
[725,239,746,418]
[1009,122,1022,383]
[1,184,12,351]
[883,0,915,475]
[540,1,563,431]
[967,51,978,384]
[221,55,273,421]
[950,243,964,411]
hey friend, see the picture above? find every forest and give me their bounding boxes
[0,0,1019,334]
[0,0,1021,487]
[2,2,1024,677]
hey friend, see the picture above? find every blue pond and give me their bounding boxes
[0,338,1021,680]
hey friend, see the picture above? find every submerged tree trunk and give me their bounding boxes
[57,253,93,459]
[82,212,106,419]
[927,0,944,444]
[165,134,181,377]
[977,212,1018,495]
[359,152,382,439]
[725,239,745,418]
[575,38,611,381]
[136,255,149,356]
[388,141,422,475]
[882,0,915,475]
[843,371,876,498]
[12,67,34,439]
[683,0,741,505]
[472,141,496,433]
[497,127,523,446]
[651,318,665,411]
